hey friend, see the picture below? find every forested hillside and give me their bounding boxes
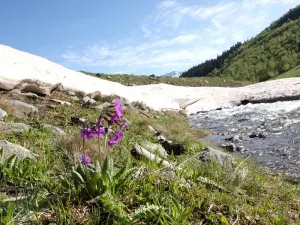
[182,5,300,82]
[181,42,242,78]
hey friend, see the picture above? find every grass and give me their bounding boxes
[272,65,300,80]
[0,90,299,224]
[81,71,252,87]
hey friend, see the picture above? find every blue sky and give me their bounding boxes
[0,0,299,75]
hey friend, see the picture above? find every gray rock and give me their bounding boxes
[0,108,8,118]
[199,147,234,165]
[7,100,38,114]
[221,143,236,152]
[140,141,168,158]
[81,96,96,105]
[71,117,91,126]
[82,96,91,104]
[70,96,80,101]
[75,90,86,98]
[87,91,102,101]
[51,99,71,106]
[161,141,185,155]
[0,140,37,159]
[22,92,39,100]
[225,135,240,142]
[0,122,30,133]
[249,132,258,138]
[89,99,96,104]
[120,97,130,106]
[9,89,21,96]
[65,89,76,96]
[43,124,66,135]
[236,146,245,152]
[258,132,267,139]
[92,102,112,111]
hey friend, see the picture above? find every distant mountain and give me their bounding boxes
[182,4,300,82]
[161,71,182,78]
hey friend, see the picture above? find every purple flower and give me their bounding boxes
[74,152,92,166]
[81,128,94,140]
[93,118,106,138]
[108,130,123,146]
[80,154,92,166]
[92,126,105,138]
[114,99,123,118]
[120,121,128,130]
[108,99,123,126]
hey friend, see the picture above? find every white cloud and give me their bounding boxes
[142,24,152,38]
[61,0,299,74]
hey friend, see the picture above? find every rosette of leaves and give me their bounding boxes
[59,156,136,221]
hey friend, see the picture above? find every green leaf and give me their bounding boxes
[220,215,229,225]
[72,169,85,185]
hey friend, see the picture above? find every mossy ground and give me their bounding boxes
[0,90,299,224]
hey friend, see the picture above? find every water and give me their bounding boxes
[189,100,300,180]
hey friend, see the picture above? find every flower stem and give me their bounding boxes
[98,136,102,162]
[82,137,89,184]
[104,126,110,159]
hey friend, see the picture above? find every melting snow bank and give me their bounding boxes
[190,100,300,180]
[2,44,300,115]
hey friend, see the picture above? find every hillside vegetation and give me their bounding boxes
[182,5,300,82]
[81,72,251,87]
[1,90,299,224]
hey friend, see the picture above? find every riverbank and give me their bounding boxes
[191,100,300,181]
[0,89,300,224]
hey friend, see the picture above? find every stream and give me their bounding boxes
[189,100,300,180]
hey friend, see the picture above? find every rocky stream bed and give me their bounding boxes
[190,100,300,180]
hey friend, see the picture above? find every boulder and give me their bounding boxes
[51,99,71,106]
[120,97,130,106]
[225,135,241,142]
[43,124,66,135]
[0,108,7,118]
[0,140,37,159]
[75,90,86,98]
[0,79,17,90]
[22,92,39,100]
[199,147,234,165]
[92,102,112,111]
[140,141,168,158]
[65,89,76,96]
[161,141,185,155]
[147,125,186,155]
[220,143,236,152]
[0,122,30,133]
[87,90,102,101]
[15,81,63,96]
[81,96,96,105]
[6,100,38,114]
[9,89,22,97]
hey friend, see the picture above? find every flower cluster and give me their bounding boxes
[74,152,92,166]
[80,99,128,146]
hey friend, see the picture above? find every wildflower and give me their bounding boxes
[114,98,123,118]
[108,129,123,146]
[74,152,92,166]
[108,99,123,125]
[80,154,92,166]
[93,118,106,138]
[81,128,94,140]
[120,121,128,130]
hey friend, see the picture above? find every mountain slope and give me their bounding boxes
[161,71,182,77]
[182,4,300,82]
